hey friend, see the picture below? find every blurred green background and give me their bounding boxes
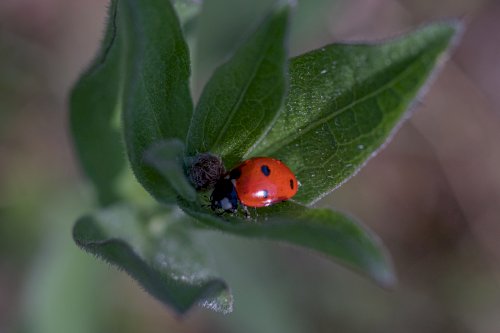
[1,0,500,332]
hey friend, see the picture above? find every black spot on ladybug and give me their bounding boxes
[290,179,294,190]
[261,165,271,176]
[262,189,269,199]
[230,167,241,180]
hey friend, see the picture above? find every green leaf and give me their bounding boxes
[70,0,126,206]
[187,5,290,168]
[73,205,232,314]
[179,199,395,287]
[251,22,460,204]
[120,0,193,203]
[192,0,277,95]
[144,139,197,202]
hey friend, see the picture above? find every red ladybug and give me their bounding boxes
[210,157,298,213]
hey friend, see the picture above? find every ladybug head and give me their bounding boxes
[210,178,239,213]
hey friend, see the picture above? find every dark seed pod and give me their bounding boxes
[186,153,226,190]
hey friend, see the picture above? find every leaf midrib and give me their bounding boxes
[263,50,428,156]
[209,41,272,153]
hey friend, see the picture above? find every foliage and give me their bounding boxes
[70,0,459,314]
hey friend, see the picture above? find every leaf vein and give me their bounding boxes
[266,53,424,155]
[209,43,272,152]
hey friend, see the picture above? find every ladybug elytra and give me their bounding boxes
[210,157,298,214]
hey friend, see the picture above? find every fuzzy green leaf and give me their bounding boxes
[250,22,460,204]
[70,0,125,206]
[187,5,289,168]
[179,199,395,287]
[120,0,193,203]
[144,139,197,202]
[73,205,232,314]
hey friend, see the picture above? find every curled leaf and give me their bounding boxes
[73,205,232,314]
[144,139,197,202]
[179,199,395,287]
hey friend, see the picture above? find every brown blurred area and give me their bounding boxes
[1,0,500,332]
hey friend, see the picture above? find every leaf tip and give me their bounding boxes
[275,0,296,10]
[372,261,398,290]
[198,286,234,315]
[72,215,99,248]
[441,18,465,51]
[416,19,465,54]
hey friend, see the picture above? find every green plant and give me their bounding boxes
[70,0,460,315]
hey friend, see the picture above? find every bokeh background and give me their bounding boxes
[1,0,500,332]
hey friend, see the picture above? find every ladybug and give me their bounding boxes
[210,157,298,214]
